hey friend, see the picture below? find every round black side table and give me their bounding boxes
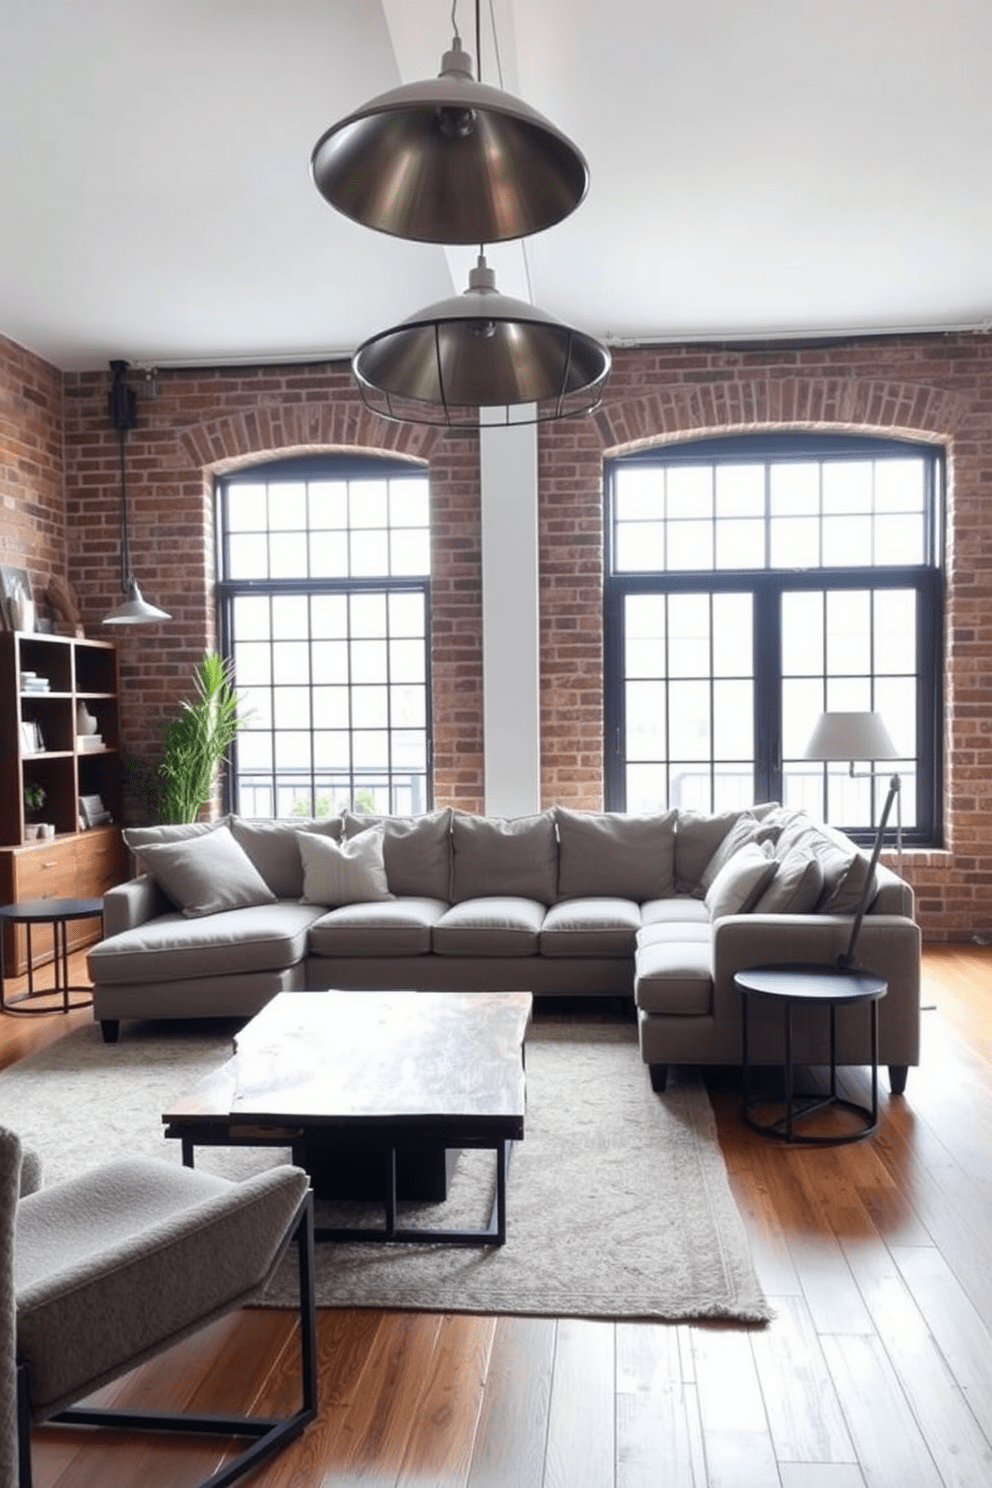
[734,963,888,1144]
[0,897,104,1014]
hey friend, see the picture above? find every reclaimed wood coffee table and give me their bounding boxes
[162,989,532,1246]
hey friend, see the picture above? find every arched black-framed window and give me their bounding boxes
[604,433,944,845]
[216,453,432,818]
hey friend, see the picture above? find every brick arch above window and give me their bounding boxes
[177,399,444,472]
[591,372,971,453]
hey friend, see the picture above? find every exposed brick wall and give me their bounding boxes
[5,328,992,939]
[61,363,485,814]
[0,334,64,598]
[540,334,992,939]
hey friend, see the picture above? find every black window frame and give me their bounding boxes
[215,452,433,819]
[604,433,944,847]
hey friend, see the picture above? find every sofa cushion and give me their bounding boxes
[811,827,877,914]
[128,824,277,918]
[673,810,745,894]
[635,922,713,1015]
[432,897,545,956]
[87,902,324,985]
[640,896,711,927]
[450,813,557,904]
[554,808,677,902]
[307,897,448,957]
[540,898,641,957]
[344,808,452,900]
[230,814,342,898]
[697,812,780,896]
[753,844,824,913]
[704,843,777,919]
[299,828,393,907]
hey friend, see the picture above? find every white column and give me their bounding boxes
[480,414,541,816]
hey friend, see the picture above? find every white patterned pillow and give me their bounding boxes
[299,827,393,906]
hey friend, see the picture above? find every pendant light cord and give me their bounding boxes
[117,424,133,594]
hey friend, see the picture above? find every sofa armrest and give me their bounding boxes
[102,874,172,936]
[713,912,922,1025]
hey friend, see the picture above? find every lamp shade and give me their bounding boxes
[102,577,171,626]
[311,38,588,244]
[803,711,900,763]
[352,254,610,427]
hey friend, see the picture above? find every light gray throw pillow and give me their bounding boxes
[132,823,277,918]
[704,843,778,920]
[753,845,824,913]
[299,827,393,906]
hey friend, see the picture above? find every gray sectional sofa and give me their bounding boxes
[86,804,921,1093]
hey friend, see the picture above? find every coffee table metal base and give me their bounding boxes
[166,1120,512,1246]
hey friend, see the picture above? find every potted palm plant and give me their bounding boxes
[154,652,248,823]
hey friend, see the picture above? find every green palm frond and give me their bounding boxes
[156,652,249,823]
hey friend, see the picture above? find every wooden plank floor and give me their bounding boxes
[4,945,992,1487]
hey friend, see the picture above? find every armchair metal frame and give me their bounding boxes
[16,1191,317,1488]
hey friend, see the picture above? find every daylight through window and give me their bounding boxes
[605,435,943,844]
[216,456,431,819]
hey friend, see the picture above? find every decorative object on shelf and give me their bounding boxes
[79,793,113,829]
[76,701,99,736]
[311,5,587,246]
[20,720,44,754]
[23,782,49,841]
[803,709,902,968]
[137,652,249,824]
[0,564,34,632]
[102,360,171,626]
[46,573,85,637]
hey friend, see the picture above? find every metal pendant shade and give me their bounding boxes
[102,576,171,626]
[352,255,611,426]
[311,38,588,245]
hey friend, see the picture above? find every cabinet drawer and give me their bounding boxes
[13,841,79,901]
[75,828,128,893]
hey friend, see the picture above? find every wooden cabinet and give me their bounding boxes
[0,632,127,975]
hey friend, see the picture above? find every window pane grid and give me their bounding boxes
[613,450,930,575]
[220,460,431,818]
[606,436,941,841]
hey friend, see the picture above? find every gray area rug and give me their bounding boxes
[0,1014,770,1323]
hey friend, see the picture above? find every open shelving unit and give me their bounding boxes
[1,631,128,975]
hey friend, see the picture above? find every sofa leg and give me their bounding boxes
[100,1020,120,1044]
[649,1063,669,1093]
[888,1063,908,1096]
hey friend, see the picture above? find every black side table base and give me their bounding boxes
[743,1093,877,1145]
[737,963,886,1147]
[1,989,94,1016]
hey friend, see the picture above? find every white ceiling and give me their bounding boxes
[2,0,991,374]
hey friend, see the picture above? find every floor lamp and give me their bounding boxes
[803,711,901,970]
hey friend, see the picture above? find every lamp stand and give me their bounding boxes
[837,772,900,970]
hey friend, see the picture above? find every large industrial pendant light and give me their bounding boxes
[102,361,171,626]
[311,6,587,245]
[352,252,610,427]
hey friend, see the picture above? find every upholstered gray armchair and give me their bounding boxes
[0,1124,316,1488]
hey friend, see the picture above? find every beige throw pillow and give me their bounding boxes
[299,827,393,906]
